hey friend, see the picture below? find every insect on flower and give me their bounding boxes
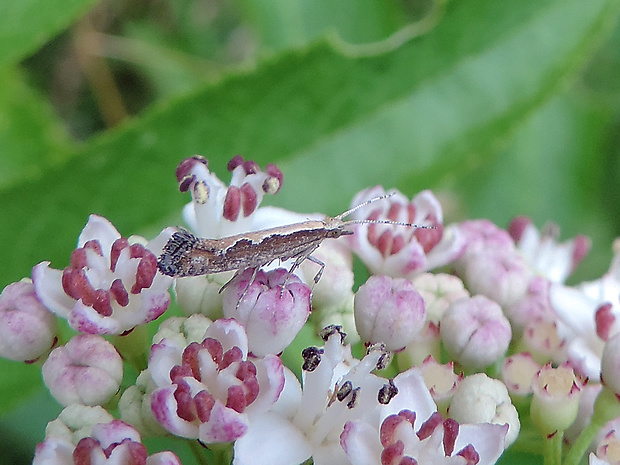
[157,194,433,289]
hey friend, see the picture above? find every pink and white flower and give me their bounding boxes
[508,216,590,284]
[149,318,285,444]
[33,405,180,465]
[32,215,173,335]
[347,186,465,279]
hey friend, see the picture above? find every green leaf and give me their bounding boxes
[0,0,99,69]
[0,69,73,190]
[239,0,412,51]
[1,0,618,291]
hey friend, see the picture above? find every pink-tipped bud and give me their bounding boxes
[520,317,565,365]
[530,363,583,436]
[354,275,426,352]
[42,334,123,406]
[418,357,461,414]
[222,268,311,356]
[0,280,57,362]
[502,352,541,396]
[440,295,512,370]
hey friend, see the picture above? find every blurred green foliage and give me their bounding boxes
[1,0,619,463]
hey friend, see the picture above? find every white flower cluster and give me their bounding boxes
[2,155,620,465]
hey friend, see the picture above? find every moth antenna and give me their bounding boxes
[335,192,396,220]
[343,218,435,229]
[335,192,435,229]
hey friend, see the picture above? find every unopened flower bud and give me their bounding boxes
[440,295,512,370]
[449,373,520,446]
[44,404,115,442]
[299,239,353,310]
[460,249,530,307]
[118,370,167,437]
[530,363,582,436]
[601,333,620,396]
[397,321,441,368]
[222,268,311,356]
[152,314,212,347]
[590,418,620,465]
[411,272,469,323]
[501,352,541,396]
[0,280,56,362]
[354,275,426,351]
[42,334,123,406]
[173,274,225,319]
[505,276,555,336]
[520,317,565,365]
[418,357,461,414]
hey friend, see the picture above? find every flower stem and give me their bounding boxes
[563,387,620,465]
[543,431,563,465]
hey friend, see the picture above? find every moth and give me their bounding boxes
[157,193,431,286]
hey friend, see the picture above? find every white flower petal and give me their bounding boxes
[455,423,508,465]
[32,262,74,317]
[233,411,312,465]
[340,421,382,465]
[78,214,121,251]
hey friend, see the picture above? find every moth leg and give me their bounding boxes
[305,255,325,284]
[227,267,260,310]
[219,269,243,294]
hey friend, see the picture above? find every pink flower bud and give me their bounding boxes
[42,334,123,406]
[460,249,531,307]
[0,280,56,362]
[440,295,512,370]
[455,219,515,263]
[354,275,426,351]
[501,352,541,396]
[505,276,555,335]
[601,333,620,396]
[530,363,582,435]
[222,268,311,356]
[32,215,172,335]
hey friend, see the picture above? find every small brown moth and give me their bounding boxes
[157,193,431,284]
